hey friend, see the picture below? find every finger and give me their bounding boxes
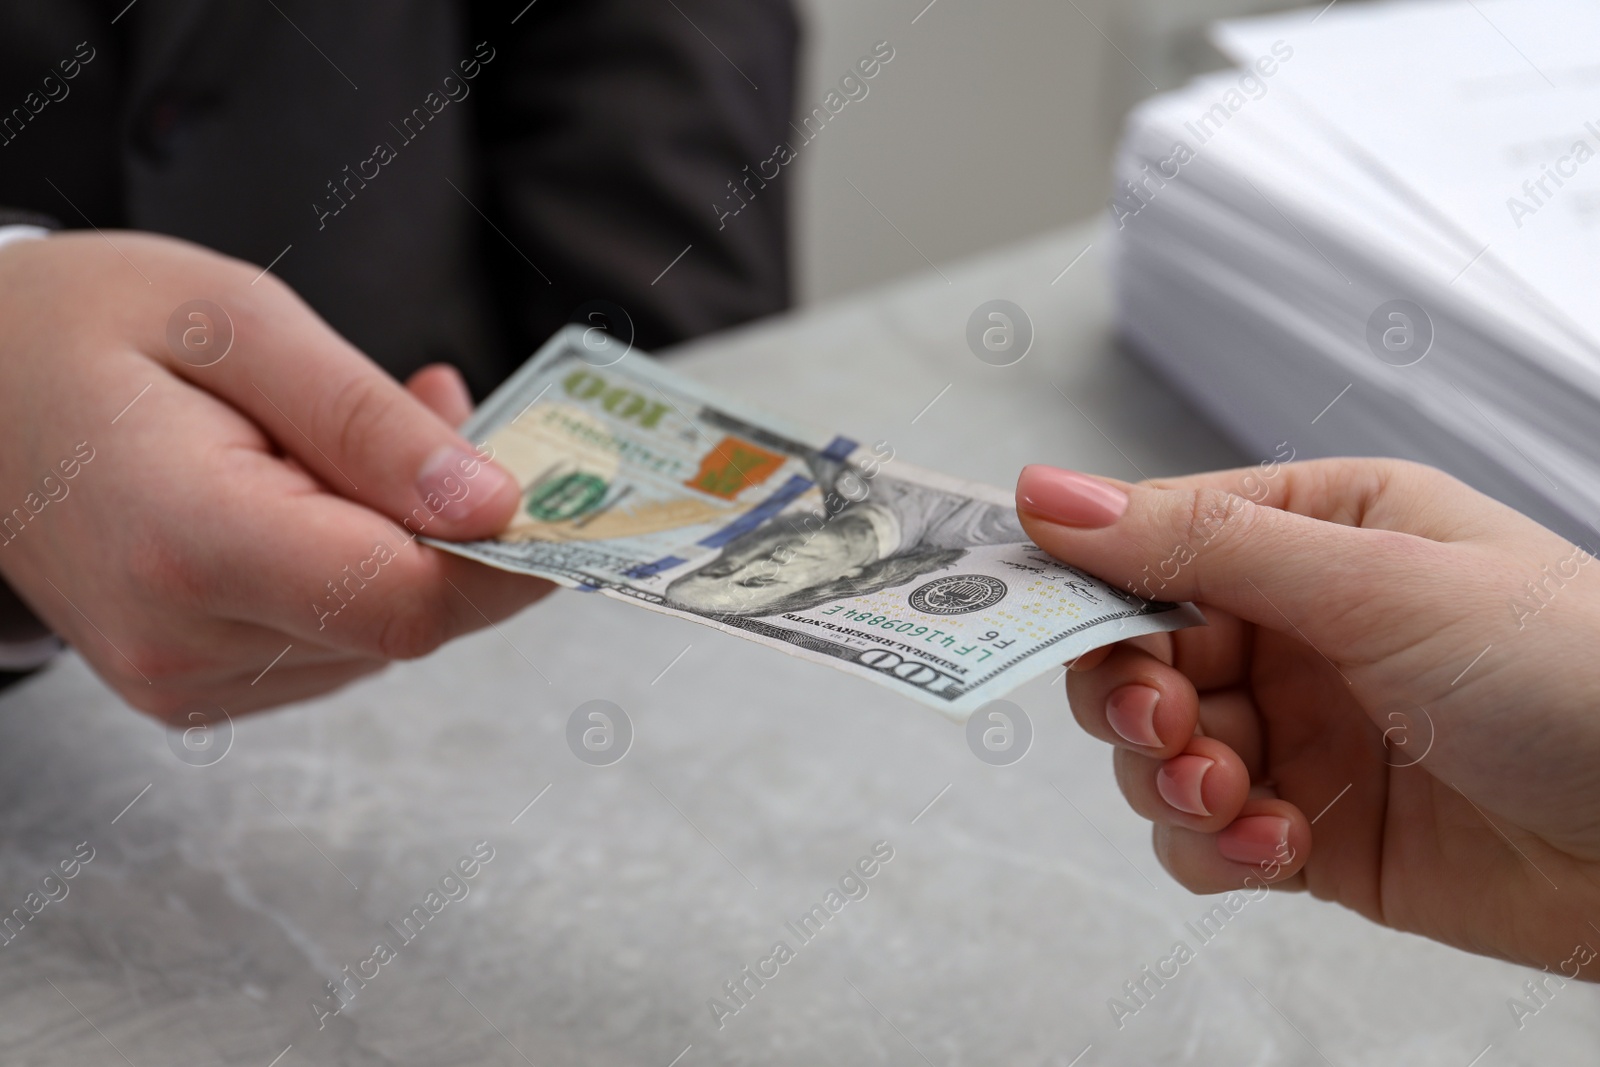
[151,271,519,541]
[1168,608,1251,692]
[134,658,389,724]
[1068,645,1114,673]
[221,657,389,715]
[302,528,556,659]
[1067,644,1197,757]
[174,445,554,659]
[406,363,475,428]
[1071,626,1174,673]
[132,617,374,689]
[1152,797,1311,894]
[259,514,555,660]
[1113,735,1251,832]
[1015,462,1456,652]
[1147,457,1528,544]
[1195,689,1266,782]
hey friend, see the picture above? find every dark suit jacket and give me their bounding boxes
[0,0,797,397]
[0,0,796,690]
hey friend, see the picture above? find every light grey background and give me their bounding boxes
[788,0,1306,303]
[14,5,1591,1063]
[7,223,1590,1067]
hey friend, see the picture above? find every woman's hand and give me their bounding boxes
[0,231,552,722]
[1016,458,1600,978]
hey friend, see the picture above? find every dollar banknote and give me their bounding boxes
[425,326,1202,718]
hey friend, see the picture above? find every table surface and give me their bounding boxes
[2,222,1596,1066]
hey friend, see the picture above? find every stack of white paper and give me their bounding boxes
[1109,0,1600,544]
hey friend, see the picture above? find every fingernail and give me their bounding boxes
[1156,755,1214,816]
[1217,816,1291,866]
[415,444,514,522]
[1016,465,1129,528]
[1106,684,1162,747]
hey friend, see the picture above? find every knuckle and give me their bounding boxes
[123,686,192,725]
[1150,825,1209,894]
[1313,456,1460,515]
[108,639,202,689]
[123,536,208,610]
[1112,748,1154,808]
[1150,824,1182,878]
[373,606,449,661]
[325,375,399,469]
[1368,456,1427,481]
[1179,486,1255,552]
[211,271,291,336]
[1381,458,1462,496]
[108,663,203,723]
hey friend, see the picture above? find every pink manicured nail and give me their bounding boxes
[415,444,514,522]
[1106,684,1162,747]
[1016,465,1129,528]
[1156,755,1214,816]
[1217,816,1292,866]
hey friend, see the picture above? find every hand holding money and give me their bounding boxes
[429,327,1200,715]
[0,233,552,720]
[1017,458,1600,979]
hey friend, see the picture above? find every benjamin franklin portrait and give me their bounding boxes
[665,468,1027,617]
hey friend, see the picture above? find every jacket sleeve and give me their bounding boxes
[0,218,64,687]
[468,0,799,354]
[0,575,60,688]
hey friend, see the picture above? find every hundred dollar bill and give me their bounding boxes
[426,326,1202,719]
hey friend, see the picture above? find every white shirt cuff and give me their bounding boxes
[0,225,49,251]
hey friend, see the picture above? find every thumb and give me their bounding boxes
[1014,461,1452,648]
[161,286,520,541]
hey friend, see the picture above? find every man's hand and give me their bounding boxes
[0,231,552,720]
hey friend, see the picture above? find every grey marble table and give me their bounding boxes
[3,222,1596,1066]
